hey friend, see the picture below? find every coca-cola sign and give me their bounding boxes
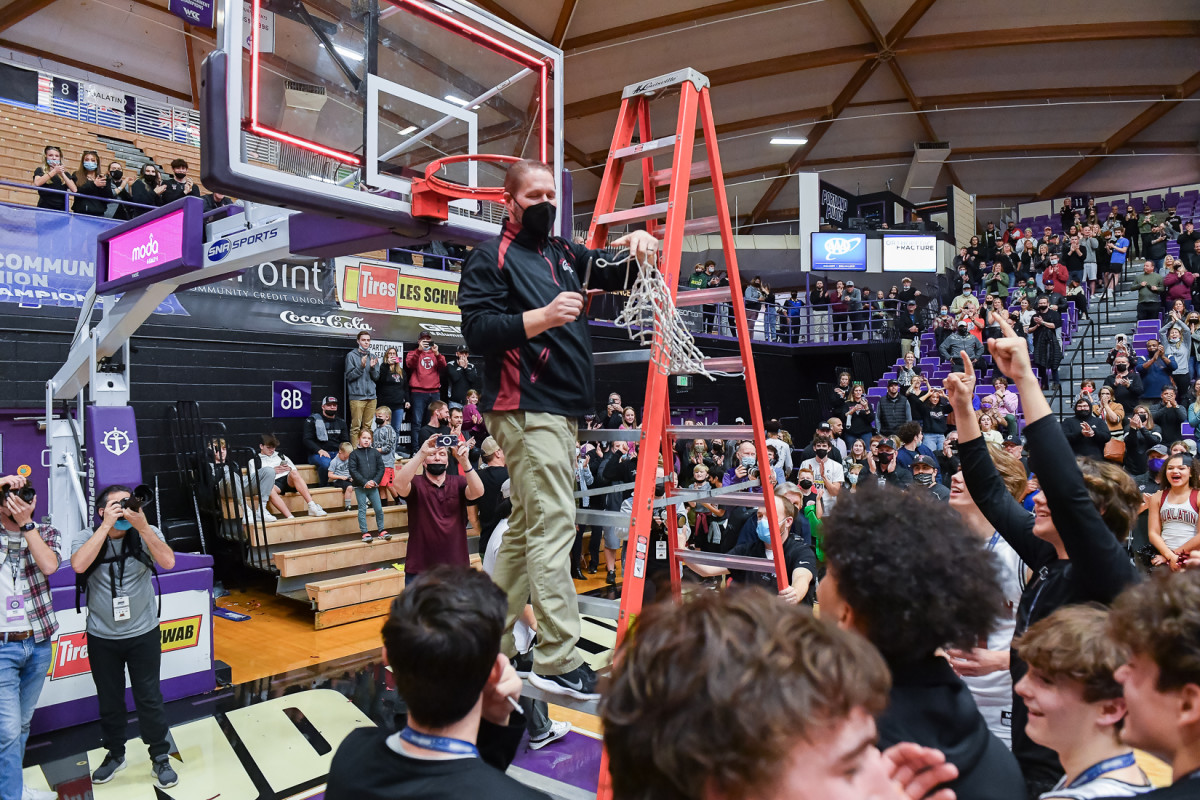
[278,310,372,331]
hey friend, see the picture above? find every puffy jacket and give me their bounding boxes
[458,221,630,418]
[345,347,381,400]
[348,446,385,487]
[939,331,984,369]
[877,393,913,436]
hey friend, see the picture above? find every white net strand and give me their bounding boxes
[600,251,719,380]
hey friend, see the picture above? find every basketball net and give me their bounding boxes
[602,251,717,380]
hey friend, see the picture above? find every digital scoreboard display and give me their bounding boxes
[96,196,205,294]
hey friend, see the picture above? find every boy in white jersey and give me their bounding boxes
[1014,605,1151,799]
[946,442,1029,746]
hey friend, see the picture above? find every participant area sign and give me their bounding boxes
[335,257,461,320]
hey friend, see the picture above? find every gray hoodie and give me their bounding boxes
[1161,320,1192,376]
[345,347,381,400]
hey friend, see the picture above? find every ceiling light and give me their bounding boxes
[399,125,417,135]
[770,136,808,145]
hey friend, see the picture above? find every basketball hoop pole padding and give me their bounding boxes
[411,154,522,221]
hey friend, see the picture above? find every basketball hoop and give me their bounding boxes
[410,154,522,221]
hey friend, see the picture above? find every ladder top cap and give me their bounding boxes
[622,68,710,99]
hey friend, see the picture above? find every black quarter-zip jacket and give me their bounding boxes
[458,221,632,418]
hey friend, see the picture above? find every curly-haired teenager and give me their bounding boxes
[945,315,1141,797]
[601,588,961,800]
[819,484,1024,800]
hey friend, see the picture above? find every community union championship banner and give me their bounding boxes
[0,204,187,314]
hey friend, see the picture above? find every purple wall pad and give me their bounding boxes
[511,731,602,792]
[31,670,216,735]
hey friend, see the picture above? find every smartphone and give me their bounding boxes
[436,434,457,448]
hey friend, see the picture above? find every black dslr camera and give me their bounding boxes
[118,485,154,512]
[0,484,36,505]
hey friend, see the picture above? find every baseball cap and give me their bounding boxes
[321,395,339,405]
[911,454,937,468]
[877,438,896,451]
[1148,443,1170,456]
[846,280,855,287]
[887,379,900,387]
[1003,432,1022,446]
[500,478,511,499]
[481,436,500,459]
[418,331,433,341]
[906,299,917,306]
[456,344,470,353]
[817,422,832,432]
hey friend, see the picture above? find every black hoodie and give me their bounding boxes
[877,656,1024,800]
[458,221,632,418]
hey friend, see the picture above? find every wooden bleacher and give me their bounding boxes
[0,101,204,206]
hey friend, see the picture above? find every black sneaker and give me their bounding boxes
[529,663,600,701]
[91,751,126,784]
[606,570,616,585]
[512,649,533,677]
[152,756,178,789]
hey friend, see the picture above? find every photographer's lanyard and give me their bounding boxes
[397,728,479,758]
[107,539,132,623]
[5,532,27,625]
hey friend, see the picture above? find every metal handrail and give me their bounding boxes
[0,177,156,212]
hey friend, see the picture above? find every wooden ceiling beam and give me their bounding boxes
[0,36,192,101]
[183,23,201,111]
[1035,69,1200,200]
[0,0,61,34]
[563,0,782,51]
[470,0,541,37]
[562,20,1200,121]
[748,0,940,222]
[550,0,579,47]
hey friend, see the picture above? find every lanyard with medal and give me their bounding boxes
[1065,753,1137,788]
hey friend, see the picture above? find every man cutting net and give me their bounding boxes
[458,159,657,700]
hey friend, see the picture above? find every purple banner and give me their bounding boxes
[85,406,143,511]
[168,0,215,27]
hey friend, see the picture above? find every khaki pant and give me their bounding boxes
[486,410,583,676]
[348,398,376,442]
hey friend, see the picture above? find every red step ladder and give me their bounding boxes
[582,68,789,800]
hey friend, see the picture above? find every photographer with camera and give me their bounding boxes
[405,333,447,435]
[70,485,178,789]
[601,392,624,430]
[0,476,62,800]
[394,435,484,584]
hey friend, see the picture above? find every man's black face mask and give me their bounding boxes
[518,200,556,239]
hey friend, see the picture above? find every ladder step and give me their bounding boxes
[575,508,635,525]
[667,424,753,438]
[612,135,677,162]
[593,350,745,375]
[670,491,766,508]
[650,161,711,187]
[653,216,723,238]
[577,595,621,620]
[676,287,733,307]
[693,357,744,374]
[579,429,642,442]
[675,549,778,574]
[596,202,670,226]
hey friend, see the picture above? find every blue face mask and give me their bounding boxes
[113,519,133,531]
[755,517,773,543]
[740,455,756,470]
[1148,458,1166,473]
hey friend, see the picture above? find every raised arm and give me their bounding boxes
[989,316,1137,599]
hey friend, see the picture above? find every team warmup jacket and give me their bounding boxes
[458,220,630,418]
